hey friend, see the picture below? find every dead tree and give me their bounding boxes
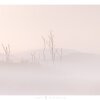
[1,44,11,63]
[41,36,46,61]
[48,31,55,63]
[30,52,36,64]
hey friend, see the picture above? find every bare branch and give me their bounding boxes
[48,31,55,63]
[1,43,11,63]
[41,36,46,61]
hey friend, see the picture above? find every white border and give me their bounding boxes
[0,0,100,5]
[0,0,99,100]
[0,96,100,100]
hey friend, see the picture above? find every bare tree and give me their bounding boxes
[48,31,55,63]
[30,52,36,64]
[41,31,62,63]
[41,36,46,61]
[1,43,11,63]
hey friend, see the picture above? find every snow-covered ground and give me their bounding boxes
[0,52,100,95]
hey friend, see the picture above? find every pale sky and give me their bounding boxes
[0,6,100,54]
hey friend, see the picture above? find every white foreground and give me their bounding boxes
[0,53,100,95]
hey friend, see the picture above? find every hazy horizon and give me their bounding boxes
[0,6,100,54]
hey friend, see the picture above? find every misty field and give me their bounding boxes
[0,32,100,95]
[0,52,100,95]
